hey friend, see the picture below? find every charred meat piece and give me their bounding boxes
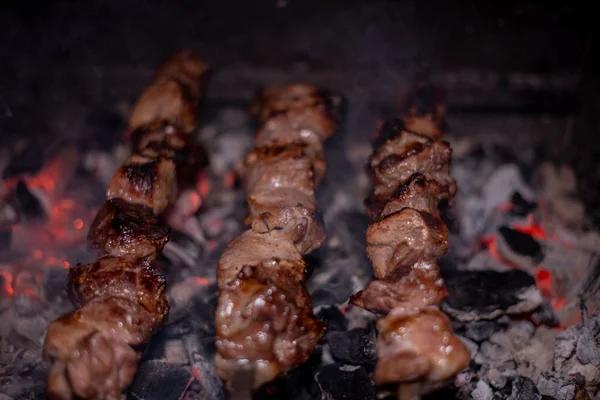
[88,199,170,258]
[216,229,306,288]
[43,296,159,400]
[129,50,208,134]
[366,208,448,279]
[366,173,453,220]
[251,83,341,141]
[215,265,325,390]
[350,259,448,314]
[401,85,446,140]
[155,48,209,100]
[129,78,199,134]
[246,188,326,254]
[373,306,470,385]
[369,131,454,201]
[107,154,176,215]
[241,143,319,197]
[68,255,169,324]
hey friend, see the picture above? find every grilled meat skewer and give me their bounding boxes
[43,50,209,400]
[350,85,470,397]
[214,84,341,391]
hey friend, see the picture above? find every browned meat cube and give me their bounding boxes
[369,130,454,201]
[155,49,209,100]
[215,264,325,390]
[252,83,340,141]
[350,258,448,314]
[216,229,305,288]
[246,188,326,254]
[107,154,176,215]
[241,144,319,198]
[68,255,168,321]
[366,208,448,279]
[129,78,199,134]
[366,172,454,220]
[373,306,470,385]
[87,199,170,258]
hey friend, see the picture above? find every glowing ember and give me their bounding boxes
[0,269,14,296]
[190,276,211,286]
[73,218,84,230]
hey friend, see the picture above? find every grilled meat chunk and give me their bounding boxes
[216,230,305,288]
[107,154,176,214]
[129,78,199,134]
[366,208,448,279]
[350,259,447,314]
[251,84,340,141]
[88,199,170,258]
[215,264,325,390]
[367,172,453,220]
[129,50,208,133]
[241,144,319,198]
[246,188,325,254]
[373,306,470,385]
[155,48,209,100]
[369,130,454,201]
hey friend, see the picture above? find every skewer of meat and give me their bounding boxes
[214,84,341,392]
[42,49,209,400]
[350,84,470,398]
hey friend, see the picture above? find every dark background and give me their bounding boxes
[0,0,598,210]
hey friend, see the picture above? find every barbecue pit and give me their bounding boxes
[1,1,598,399]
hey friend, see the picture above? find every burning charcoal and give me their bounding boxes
[8,181,46,222]
[537,372,589,400]
[326,327,376,367]
[464,320,499,343]
[443,270,543,321]
[489,376,541,400]
[471,379,494,400]
[43,267,68,303]
[0,228,10,250]
[496,226,544,265]
[315,364,375,400]
[129,360,194,400]
[510,192,537,217]
[316,305,348,332]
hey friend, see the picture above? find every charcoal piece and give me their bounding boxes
[316,305,348,332]
[492,376,541,400]
[129,360,193,400]
[510,192,537,216]
[9,181,46,222]
[442,270,542,321]
[326,328,376,367]
[0,228,11,249]
[537,371,587,400]
[43,267,68,302]
[530,302,560,327]
[576,308,600,367]
[464,320,499,342]
[315,364,375,400]
[497,226,544,264]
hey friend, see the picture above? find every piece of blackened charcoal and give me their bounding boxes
[464,320,499,343]
[0,228,10,250]
[537,371,587,400]
[443,270,543,321]
[530,302,560,327]
[327,327,376,367]
[10,181,46,221]
[492,376,541,400]
[43,267,69,303]
[497,226,544,264]
[315,364,375,400]
[316,306,348,332]
[510,192,537,216]
[129,360,194,400]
